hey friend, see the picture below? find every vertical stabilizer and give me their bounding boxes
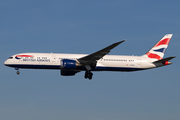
[143,34,173,60]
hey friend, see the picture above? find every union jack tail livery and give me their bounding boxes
[144,34,173,60]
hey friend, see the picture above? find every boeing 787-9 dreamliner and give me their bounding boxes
[4,34,176,79]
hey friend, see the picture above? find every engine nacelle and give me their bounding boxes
[60,59,77,69]
[61,70,77,76]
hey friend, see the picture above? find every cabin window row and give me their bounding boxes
[104,59,127,61]
[37,57,47,59]
[59,58,77,60]
[104,59,135,62]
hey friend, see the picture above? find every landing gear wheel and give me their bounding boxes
[16,71,20,75]
[15,68,20,75]
[84,74,88,79]
[84,71,93,80]
[89,73,93,80]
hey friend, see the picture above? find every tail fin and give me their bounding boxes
[143,34,173,60]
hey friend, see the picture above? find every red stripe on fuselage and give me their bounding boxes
[16,55,34,57]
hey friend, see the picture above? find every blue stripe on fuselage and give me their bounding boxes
[5,64,143,71]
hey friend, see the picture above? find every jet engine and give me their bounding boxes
[60,59,77,69]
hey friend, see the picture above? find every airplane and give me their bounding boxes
[4,34,176,80]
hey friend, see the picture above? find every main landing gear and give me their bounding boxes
[84,71,93,80]
[15,67,20,75]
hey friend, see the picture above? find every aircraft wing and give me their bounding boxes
[78,40,125,65]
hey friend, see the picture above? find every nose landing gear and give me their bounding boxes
[15,68,20,75]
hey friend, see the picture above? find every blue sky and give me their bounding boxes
[0,0,180,120]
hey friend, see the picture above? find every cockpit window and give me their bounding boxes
[8,57,13,59]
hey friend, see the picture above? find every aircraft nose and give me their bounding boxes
[4,60,9,66]
[4,60,7,65]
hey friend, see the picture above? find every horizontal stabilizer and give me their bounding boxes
[153,56,176,64]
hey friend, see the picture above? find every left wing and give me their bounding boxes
[78,40,125,65]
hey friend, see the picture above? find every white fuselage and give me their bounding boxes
[4,53,160,72]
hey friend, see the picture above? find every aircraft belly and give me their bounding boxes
[96,61,143,71]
